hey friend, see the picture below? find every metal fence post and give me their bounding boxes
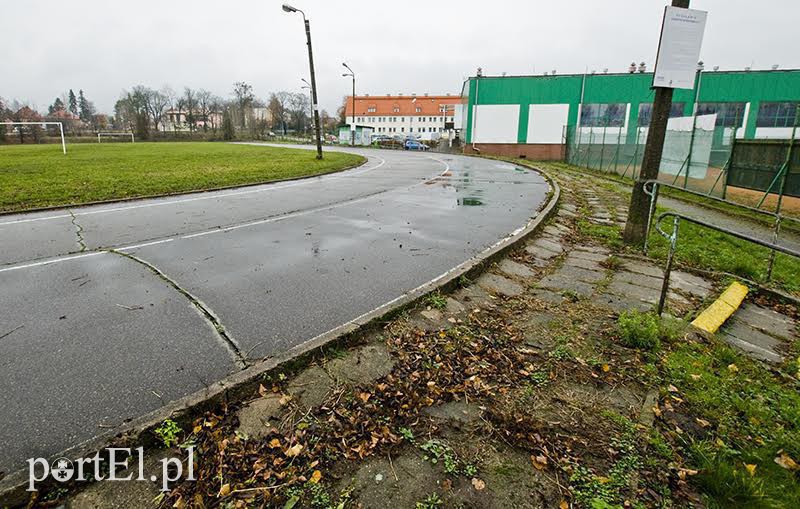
[657,215,680,315]
[644,181,660,256]
[767,215,782,281]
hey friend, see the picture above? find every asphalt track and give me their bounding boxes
[0,144,549,474]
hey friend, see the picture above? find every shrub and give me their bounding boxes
[617,310,661,350]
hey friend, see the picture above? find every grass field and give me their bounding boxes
[0,142,365,212]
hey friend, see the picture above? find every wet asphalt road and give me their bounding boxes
[0,145,549,474]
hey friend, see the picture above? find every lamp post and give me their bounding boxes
[301,78,313,139]
[342,62,355,146]
[282,3,323,159]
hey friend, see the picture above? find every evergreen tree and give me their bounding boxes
[68,89,78,116]
[78,90,93,121]
[48,97,66,115]
[222,110,235,141]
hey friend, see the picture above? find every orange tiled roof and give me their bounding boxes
[345,95,459,117]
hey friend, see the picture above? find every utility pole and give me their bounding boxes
[623,0,691,246]
[283,4,323,159]
[342,63,356,146]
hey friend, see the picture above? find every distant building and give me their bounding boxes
[344,94,461,141]
[164,109,223,131]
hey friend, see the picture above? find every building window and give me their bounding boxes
[696,102,746,127]
[637,102,686,126]
[415,106,422,113]
[367,106,376,113]
[756,102,798,128]
[393,106,400,113]
[580,103,626,127]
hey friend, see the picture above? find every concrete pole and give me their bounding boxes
[623,0,691,246]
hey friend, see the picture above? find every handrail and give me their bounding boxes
[643,179,800,282]
[652,211,800,315]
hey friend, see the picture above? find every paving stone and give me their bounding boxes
[734,303,797,340]
[543,225,566,238]
[478,273,525,297]
[589,218,616,226]
[551,266,605,283]
[453,285,495,308]
[420,309,443,321]
[570,250,609,263]
[574,244,610,255]
[524,311,557,329]
[671,270,713,297]
[328,344,395,386]
[445,297,466,315]
[559,209,578,219]
[530,237,564,255]
[237,393,284,439]
[498,259,537,279]
[595,293,653,313]
[614,271,663,290]
[563,255,603,271]
[531,288,566,305]
[287,366,333,409]
[525,245,561,261]
[422,401,483,425]
[608,280,658,301]
[622,259,665,279]
[722,320,785,363]
[538,275,594,297]
[561,203,577,212]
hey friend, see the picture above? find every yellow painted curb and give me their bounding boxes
[691,282,749,333]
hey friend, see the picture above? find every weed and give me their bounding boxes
[154,419,181,448]
[617,311,661,350]
[416,493,443,508]
[529,369,550,387]
[457,275,472,288]
[419,439,476,477]
[426,292,448,310]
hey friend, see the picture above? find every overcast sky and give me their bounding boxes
[2,0,797,115]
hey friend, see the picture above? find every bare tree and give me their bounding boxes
[288,92,310,133]
[268,91,292,135]
[145,86,171,132]
[196,89,213,132]
[182,87,197,132]
[232,81,254,128]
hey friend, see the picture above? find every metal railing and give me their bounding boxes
[653,211,800,315]
[643,179,800,281]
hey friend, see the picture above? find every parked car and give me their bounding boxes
[404,139,429,151]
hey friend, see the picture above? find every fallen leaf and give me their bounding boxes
[358,392,371,403]
[728,363,739,373]
[218,483,231,497]
[690,374,701,381]
[652,405,662,417]
[285,444,303,457]
[531,454,548,470]
[745,463,757,477]
[279,394,292,405]
[258,384,268,397]
[559,501,569,509]
[601,364,610,372]
[667,384,679,393]
[471,478,486,490]
[696,418,711,428]
[775,453,800,471]
[269,438,281,448]
[309,470,322,484]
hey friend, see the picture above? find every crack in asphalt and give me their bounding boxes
[108,249,248,370]
[67,209,87,252]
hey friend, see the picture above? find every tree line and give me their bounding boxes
[1,83,346,143]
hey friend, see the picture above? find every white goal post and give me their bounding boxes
[97,132,135,143]
[1,121,66,154]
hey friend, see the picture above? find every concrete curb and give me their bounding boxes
[0,148,367,217]
[0,161,560,505]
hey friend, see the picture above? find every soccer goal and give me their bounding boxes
[97,132,135,143]
[1,121,66,154]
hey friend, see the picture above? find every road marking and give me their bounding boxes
[117,238,175,251]
[0,251,106,274]
[0,155,387,227]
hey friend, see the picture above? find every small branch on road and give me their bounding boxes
[116,304,144,311]
[0,325,23,340]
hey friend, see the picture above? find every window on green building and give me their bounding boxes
[696,102,746,127]
[637,102,686,126]
[756,102,798,128]
[580,103,626,127]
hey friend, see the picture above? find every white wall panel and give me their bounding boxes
[527,104,569,144]
[472,105,519,143]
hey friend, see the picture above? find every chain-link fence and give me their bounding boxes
[566,109,800,217]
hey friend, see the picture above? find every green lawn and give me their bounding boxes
[0,142,364,212]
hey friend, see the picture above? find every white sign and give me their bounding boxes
[652,6,707,89]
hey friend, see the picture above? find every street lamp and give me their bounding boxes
[282,3,323,159]
[301,78,313,138]
[342,62,355,146]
